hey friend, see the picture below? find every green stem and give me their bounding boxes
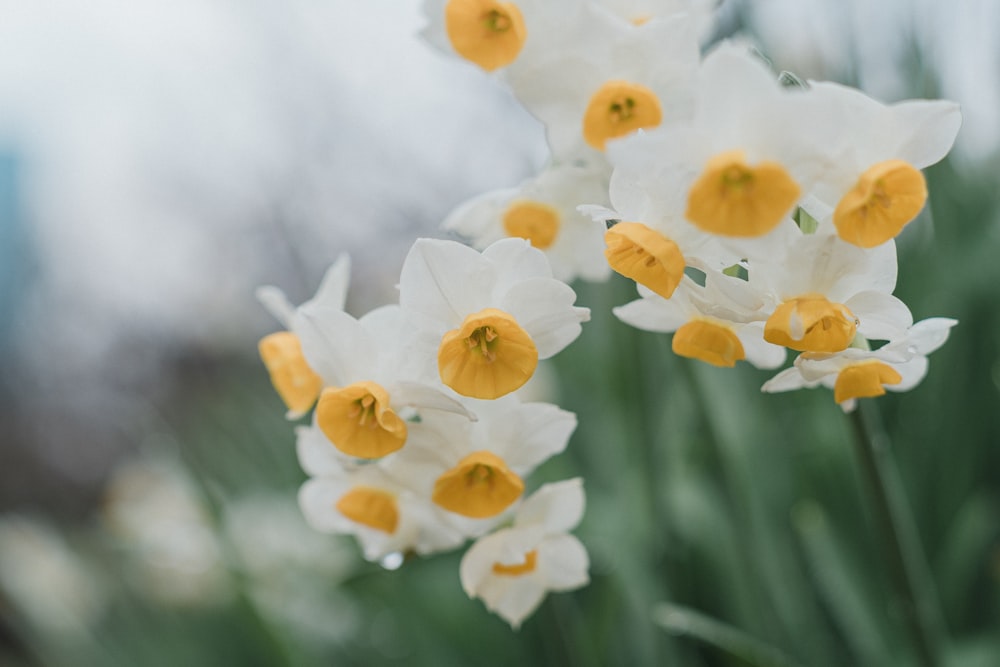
[848,403,944,667]
[653,603,805,667]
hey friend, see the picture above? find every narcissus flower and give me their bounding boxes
[761,318,957,411]
[614,273,786,369]
[256,254,351,418]
[298,455,466,561]
[750,233,912,354]
[503,8,699,159]
[295,302,473,458]
[803,82,961,248]
[612,42,830,239]
[385,396,577,529]
[460,478,589,628]
[399,238,589,400]
[443,162,612,283]
[421,0,589,73]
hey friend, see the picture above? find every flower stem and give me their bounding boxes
[848,403,945,667]
[653,603,805,667]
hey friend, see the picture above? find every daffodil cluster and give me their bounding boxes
[422,0,960,411]
[258,0,961,632]
[258,240,590,628]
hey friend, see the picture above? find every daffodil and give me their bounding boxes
[803,82,961,248]
[256,254,351,418]
[384,395,577,530]
[421,0,588,73]
[298,459,466,561]
[502,7,699,160]
[761,318,957,411]
[398,238,589,400]
[459,478,589,628]
[614,272,786,369]
[443,162,612,283]
[750,233,913,354]
[294,302,474,459]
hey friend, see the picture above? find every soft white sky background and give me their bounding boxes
[0,0,996,494]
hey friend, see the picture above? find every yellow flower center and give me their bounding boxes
[492,549,538,576]
[432,451,524,518]
[672,319,746,367]
[335,486,400,534]
[582,80,663,151]
[764,295,857,353]
[316,381,407,458]
[833,361,903,404]
[445,0,527,71]
[833,159,927,248]
[438,308,538,399]
[604,222,685,300]
[502,200,560,249]
[258,332,323,415]
[686,150,801,237]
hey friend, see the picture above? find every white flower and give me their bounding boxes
[614,42,832,239]
[460,478,589,629]
[443,162,612,283]
[398,237,589,399]
[383,395,577,532]
[256,254,351,418]
[420,0,588,73]
[298,461,466,562]
[504,8,700,160]
[614,271,786,369]
[295,302,474,459]
[802,81,961,248]
[761,318,958,411]
[749,233,912,354]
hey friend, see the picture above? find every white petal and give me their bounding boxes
[737,323,787,369]
[296,424,351,478]
[501,278,588,359]
[491,402,577,473]
[304,253,352,312]
[888,356,930,392]
[255,285,296,329]
[891,100,962,169]
[442,188,517,249]
[538,534,590,591]
[484,237,554,297]
[905,318,958,355]
[293,306,371,387]
[761,366,812,393]
[515,478,585,534]
[847,292,913,341]
[389,381,477,421]
[398,239,496,331]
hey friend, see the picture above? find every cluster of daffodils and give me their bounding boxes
[258,241,589,628]
[423,0,960,411]
[258,0,962,630]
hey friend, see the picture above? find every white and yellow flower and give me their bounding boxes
[398,238,589,400]
[295,302,473,459]
[298,459,466,562]
[614,271,786,369]
[503,8,700,160]
[761,318,958,411]
[256,254,351,418]
[749,233,913,354]
[620,42,831,240]
[443,162,612,283]
[460,478,589,629]
[383,395,577,530]
[803,82,961,248]
[421,0,588,73]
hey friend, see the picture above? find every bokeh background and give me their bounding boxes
[1,0,998,665]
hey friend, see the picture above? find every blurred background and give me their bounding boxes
[0,0,998,665]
